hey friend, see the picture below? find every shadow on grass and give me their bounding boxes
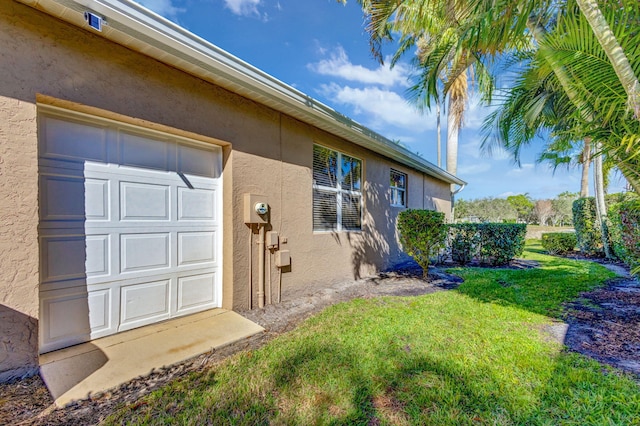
[105,333,640,425]
[449,248,615,320]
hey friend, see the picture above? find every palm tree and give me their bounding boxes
[343,0,639,191]
[575,0,640,120]
[482,0,640,257]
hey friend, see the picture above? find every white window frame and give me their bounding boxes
[312,144,362,232]
[390,169,407,208]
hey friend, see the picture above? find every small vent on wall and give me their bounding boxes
[84,12,106,32]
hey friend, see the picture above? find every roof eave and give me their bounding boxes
[19,0,465,186]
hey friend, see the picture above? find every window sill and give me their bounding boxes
[313,229,363,234]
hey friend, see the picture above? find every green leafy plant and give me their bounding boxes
[447,223,526,266]
[572,197,602,255]
[448,223,479,265]
[476,223,527,265]
[541,232,577,255]
[397,209,447,277]
[611,200,640,276]
[608,203,627,261]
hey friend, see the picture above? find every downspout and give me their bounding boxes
[452,183,466,196]
[257,224,265,308]
[451,183,465,222]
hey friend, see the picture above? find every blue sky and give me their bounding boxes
[136,0,627,200]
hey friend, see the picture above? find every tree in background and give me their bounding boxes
[552,191,579,226]
[456,192,583,225]
[454,197,517,223]
[507,194,535,223]
[534,200,554,226]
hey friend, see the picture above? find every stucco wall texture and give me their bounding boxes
[0,0,452,380]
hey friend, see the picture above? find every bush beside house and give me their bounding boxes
[397,210,447,277]
[449,223,527,266]
[398,212,527,272]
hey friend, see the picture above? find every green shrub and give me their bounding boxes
[448,224,478,265]
[608,203,627,261]
[611,200,640,276]
[447,223,526,266]
[541,232,577,255]
[477,223,527,265]
[397,210,447,277]
[572,197,602,255]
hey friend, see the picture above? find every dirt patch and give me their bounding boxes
[563,274,640,375]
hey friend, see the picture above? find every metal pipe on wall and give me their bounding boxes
[257,224,265,308]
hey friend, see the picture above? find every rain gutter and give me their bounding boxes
[19,0,465,186]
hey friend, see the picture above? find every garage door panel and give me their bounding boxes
[178,231,216,266]
[177,273,217,314]
[120,280,171,330]
[42,291,91,341]
[40,116,108,163]
[119,131,173,171]
[85,179,110,220]
[120,181,170,221]
[178,143,221,178]
[40,175,110,224]
[178,187,216,221]
[41,236,88,283]
[86,235,111,277]
[40,175,87,222]
[121,233,171,273]
[39,286,118,353]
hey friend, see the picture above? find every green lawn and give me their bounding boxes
[105,242,640,425]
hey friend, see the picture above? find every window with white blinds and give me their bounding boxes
[313,144,362,231]
[390,169,407,207]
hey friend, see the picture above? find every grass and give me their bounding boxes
[105,242,640,425]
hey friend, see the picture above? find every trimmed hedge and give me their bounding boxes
[447,223,527,266]
[397,209,447,277]
[448,224,479,265]
[608,203,627,261]
[609,200,640,276]
[541,232,577,255]
[572,197,602,255]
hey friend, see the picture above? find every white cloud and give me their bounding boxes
[507,163,535,176]
[458,135,511,161]
[497,191,518,198]
[319,83,437,132]
[308,46,410,87]
[224,0,261,16]
[137,0,184,17]
[461,95,495,130]
[457,163,492,176]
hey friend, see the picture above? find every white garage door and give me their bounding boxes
[38,109,223,354]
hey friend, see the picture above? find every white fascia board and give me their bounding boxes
[22,0,465,186]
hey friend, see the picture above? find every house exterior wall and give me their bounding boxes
[0,0,452,380]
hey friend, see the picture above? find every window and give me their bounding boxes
[390,169,407,207]
[313,145,362,231]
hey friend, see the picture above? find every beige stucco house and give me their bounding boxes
[0,0,464,382]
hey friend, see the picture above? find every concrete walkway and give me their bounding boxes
[39,309,264,406]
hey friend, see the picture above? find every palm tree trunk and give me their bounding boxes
[446,102,459,177]
[436,96,442,168]
[446,71,467,191]
[576,0,640,119]
[593,149,612,258]
[580,138,590,197]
